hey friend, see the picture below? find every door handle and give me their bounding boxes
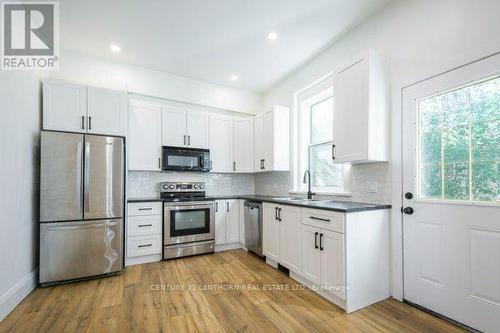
[138,244,152,248]
[319,233,324,251]
[226,201,229,212]
[275,207,278,220]
[262,159,265,170]
[183,135,186,145]
[309,216,330,222]
[233,161,236,172]
[187,135,191,146]
[138,207,152,211]
[215,202,218,212]
[84,141,90,212]
[278,208,282,221]
[402,207,414,215]
[138,224,153,227]
[314,232,319,249]
[81,116,85,130]
[158,157,161,169]
[332,144,336,160]
[88,116,92,131]
[405,192,414,200]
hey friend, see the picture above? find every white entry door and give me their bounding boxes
[403,54,500,333]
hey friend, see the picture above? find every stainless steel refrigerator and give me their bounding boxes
[39,131,124,285]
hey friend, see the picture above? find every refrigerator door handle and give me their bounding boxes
[84,140,90,212]
[76,141,83,213]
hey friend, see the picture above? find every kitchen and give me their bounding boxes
[0,0,499,332]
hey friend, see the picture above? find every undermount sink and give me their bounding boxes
[272,197,328,203]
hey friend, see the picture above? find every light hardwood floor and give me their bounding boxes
[0,249,464,333]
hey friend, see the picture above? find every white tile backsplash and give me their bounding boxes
[128,171,255,198]
[129,163,391,204]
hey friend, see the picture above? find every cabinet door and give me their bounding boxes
[279,205,302,273]
[262,203,279,262]
[128,100,162,171]
[215,200,226,245]
[262,111,274,171]
[43,79,87,133]
[320,229,345,299]
[232,118,254,172]
[225,199,239,243]
[238,200,245,245]
[301,225,321,284]
[186,112,209,149]
[254,115,264,172]
[162,107,187,147]
[87,87,126,136]
[334,57,369,162]
[209,117,233,172]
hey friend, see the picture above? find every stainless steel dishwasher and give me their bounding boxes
[244,201,263,256]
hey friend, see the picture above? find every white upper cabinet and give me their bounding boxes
[162,107,187,147]
[186,112,209,149]
[209,116,233,172]
[232,118,254,173]
[43,79,87,133]
[333,50,389,163]
[43,79,126,136]
[87,87,126,136]
[162,107,209,149]
[128,99,162,171]
[254,105,290,172]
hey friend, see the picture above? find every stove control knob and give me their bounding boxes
[168,185,175,190]
[199,184,204,189]
[193,184,199,189]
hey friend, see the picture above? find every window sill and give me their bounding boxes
[288,190,352,197]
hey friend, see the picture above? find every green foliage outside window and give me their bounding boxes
[418,76,499,202]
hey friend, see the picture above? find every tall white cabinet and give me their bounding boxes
[43,79,126,136]
[333,50,389,163]
[254,105,290,172]
[128,99,163,171]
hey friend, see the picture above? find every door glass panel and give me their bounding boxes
[417,76,500,202]
[170,208,209,237]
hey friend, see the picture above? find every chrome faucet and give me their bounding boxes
[303,170,316,199]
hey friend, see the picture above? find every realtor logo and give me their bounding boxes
[2,2,59,70]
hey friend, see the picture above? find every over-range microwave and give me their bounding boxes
[162,146,211,172]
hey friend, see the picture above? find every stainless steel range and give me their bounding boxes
[161,182,215,260]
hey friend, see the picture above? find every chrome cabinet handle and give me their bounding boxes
[138,207,152,211]
[187,135,191,146]
[226,201,229,212]
[278,208,282,221]
[88,116,92,131]
[319,233,324,251]
[233,161,236,171]
[138,244,152,248]
[183,135,186,145]
[275,207,278,220]
[314,232,319,249]
[309,216,330,222]
[138,224,153,227]
[262,159,265,170]
[81,116,85,130]
[158,157,161,169]
[332,144,336,160]
[215,202,218,212]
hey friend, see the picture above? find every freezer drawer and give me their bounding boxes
[39,219,123,284]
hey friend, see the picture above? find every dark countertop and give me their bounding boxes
[128,195,391,213]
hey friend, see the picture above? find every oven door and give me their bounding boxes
[164,202,215,245]
[162,146,209,172]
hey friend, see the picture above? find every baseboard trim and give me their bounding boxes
[0,269,37,321]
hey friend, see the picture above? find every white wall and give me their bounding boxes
[51,50,263,115]
[0,70,44,320]
[262,0,500,299]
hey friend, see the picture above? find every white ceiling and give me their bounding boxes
[60,0,390,92]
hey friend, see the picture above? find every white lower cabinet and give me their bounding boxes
[126,202,163,266]
[214,199,239,246]
[263,204,390,313]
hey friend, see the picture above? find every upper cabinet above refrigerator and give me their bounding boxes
[332,50,390,163]
[43,79,127,136]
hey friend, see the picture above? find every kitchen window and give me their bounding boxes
[293,76,349,194]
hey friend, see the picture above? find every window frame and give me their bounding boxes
[292,74,350,195]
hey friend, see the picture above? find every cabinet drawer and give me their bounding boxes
[128,202,162,216]
[302,208,344,233]
[127,235,161,257]
[128,215,162,236]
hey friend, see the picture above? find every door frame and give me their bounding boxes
[391,50,500,301]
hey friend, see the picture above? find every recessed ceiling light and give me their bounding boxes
[110,44,121,53]
[267,32,278,40]
[230,75,238,81]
